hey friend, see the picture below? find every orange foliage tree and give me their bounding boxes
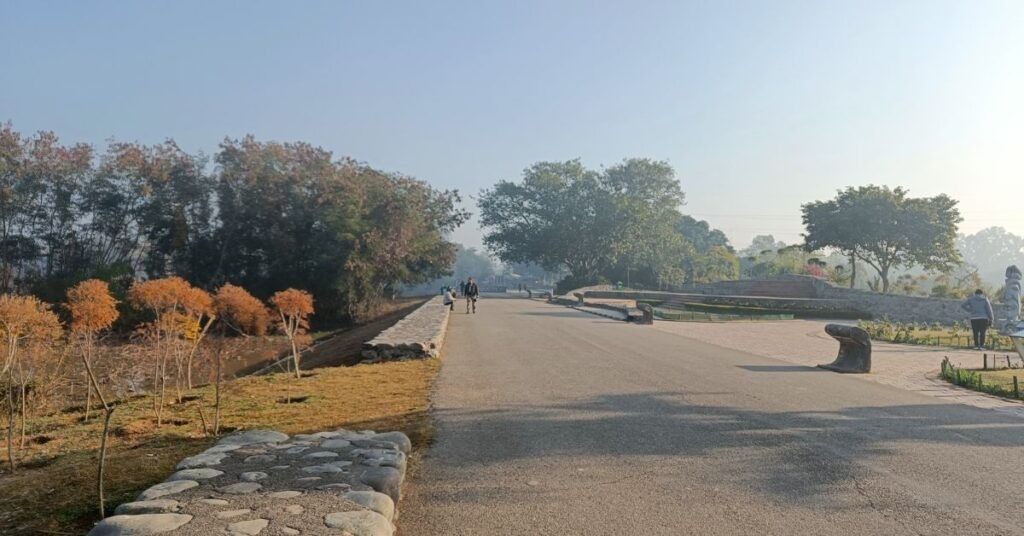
[0,295,62,472]
[180,286,216,390]
[66,279,119,517]
[127,276,192,425]
[270,289,314,378]
[208,283,270,433]
[214,283,270,337]
[67,280,119,420]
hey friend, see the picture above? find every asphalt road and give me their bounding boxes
[399,299,1024,535]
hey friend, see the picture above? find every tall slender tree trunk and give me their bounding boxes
[291,337,300,379]
[152,331,162,424]
[18,364,26,449]
[97,407,114,518]
[214,348,222,436]
[82,335,114,519]
[158,354,167,426]
[185,316,215,391]
[85,373,93,422]
[6,367,16,472]
[849,252,857,289]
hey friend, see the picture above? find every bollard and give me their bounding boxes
[984,354,988,370]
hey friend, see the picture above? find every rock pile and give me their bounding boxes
[360,296,450,363]
[88,428,411,536]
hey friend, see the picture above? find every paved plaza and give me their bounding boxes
[650,319,1024,418]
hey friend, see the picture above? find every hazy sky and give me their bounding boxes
[3,1,1022,251]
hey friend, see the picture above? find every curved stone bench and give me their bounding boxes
[818,324,872,373]
[88,428,411,536]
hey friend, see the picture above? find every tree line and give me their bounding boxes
[480,159,969,296]
[0,124,467,324]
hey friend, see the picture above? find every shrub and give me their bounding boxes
[270,289,315,378]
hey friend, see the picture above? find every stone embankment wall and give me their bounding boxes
[361,296,450,363]
[584,274,975,325]
[89,428,411,536]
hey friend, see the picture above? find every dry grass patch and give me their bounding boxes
[0,358,440,535]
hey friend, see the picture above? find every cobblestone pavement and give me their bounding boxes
[88,429,410,536]
[650,319,1024,418]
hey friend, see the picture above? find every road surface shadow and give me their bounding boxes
[736,365,823,372]
[425,391,1024,504]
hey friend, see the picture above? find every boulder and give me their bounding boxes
[87,513,193,535]
[323,510,393,536]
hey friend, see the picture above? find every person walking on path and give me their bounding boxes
[961,289,995,349]
[458,280,466,296]
[465,277,480,314]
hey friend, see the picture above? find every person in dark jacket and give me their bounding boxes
[464,277,480,314]
[961,289,995,350]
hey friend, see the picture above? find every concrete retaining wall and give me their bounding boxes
[88,428,411,536]
[361,296,451,363]
[583,280,973,324]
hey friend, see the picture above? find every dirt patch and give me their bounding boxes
[275,395,311,404]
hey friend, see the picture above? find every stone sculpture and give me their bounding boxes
[818,324,871,373]
[1002,265,1022,333]
[636,303,654,325]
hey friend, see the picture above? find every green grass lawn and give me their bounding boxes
[859,320,1017,351]
[939,357,1024,401]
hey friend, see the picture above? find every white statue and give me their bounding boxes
[1003,265,1022,333]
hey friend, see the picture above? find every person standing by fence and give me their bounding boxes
[961,289,995,350]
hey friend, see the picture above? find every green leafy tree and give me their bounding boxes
[480,160,615,283]
[802,185,962,293]
[479,158,685,289]
[213,137,466,322]
[677,216,738,283]
[603,159,686,285]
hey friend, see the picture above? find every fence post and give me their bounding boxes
[983,354,988,370]
[1015,376,1020,398]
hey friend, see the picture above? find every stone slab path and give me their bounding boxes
[89,429,411,536]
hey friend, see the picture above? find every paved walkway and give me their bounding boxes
[650,319,1024,418]
[401,299,1024,535]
